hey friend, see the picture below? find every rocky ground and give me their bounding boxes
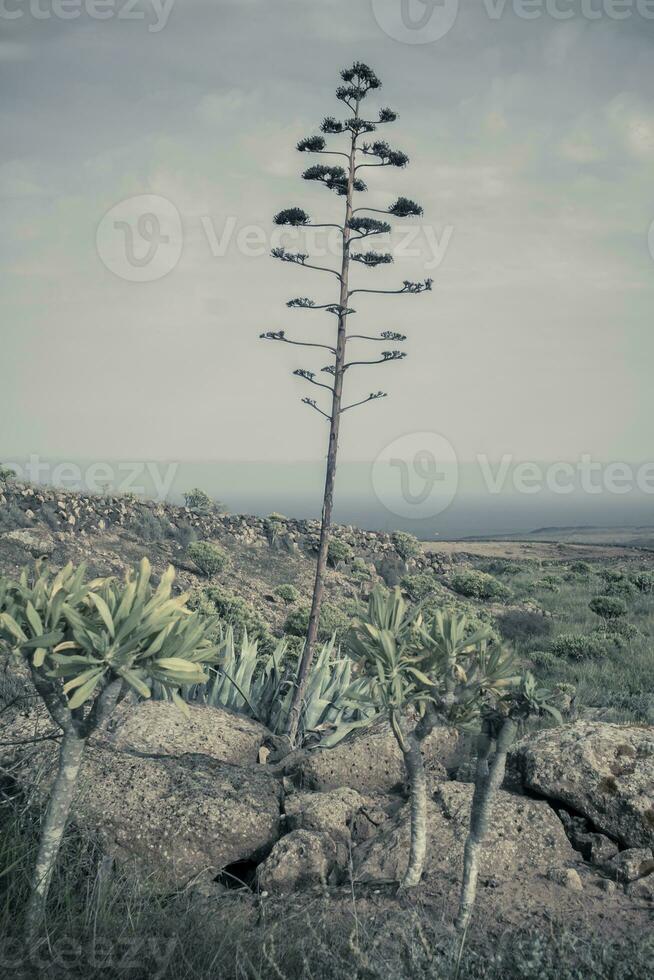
[0,480,653,969]
[2,697,652,943]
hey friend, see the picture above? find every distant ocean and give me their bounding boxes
[6,458,654,540]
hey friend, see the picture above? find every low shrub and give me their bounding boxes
[400,571,440,602]
[604,577,636,599]
[264,514,287,547]
[391,531,421,562]
[275,583,299,604]
[631,570,654,594]
[538,574,561,593]
[529,649,563,671]
[569,560,592,576]
[183,487,214,514]
[187,541,229,577]
[0,503,31,531]
[129,508,173,543]
[328,537,353,567]
[551,632,610,661]
[449,569,511,602]
[191,585,276,655]
[285,602,351,643]
[589,595,627,622]
[497,609,551,644]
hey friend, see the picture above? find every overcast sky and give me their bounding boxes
[2,0,653,470]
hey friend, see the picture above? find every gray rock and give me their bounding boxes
[257,829,343,894]
[626,877,654,901]
[354,782,575,883]
[1,705,281,888]
[301,719,461,795]
[548,867,584,891]
[604,847,654,884]
[2,528,55,556]
[510,722,654,849]
[104,700,269,766]
[285,787,366,842]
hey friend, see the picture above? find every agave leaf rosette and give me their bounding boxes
[180,627,377,746]
[347,587,428,715]
[0,558,221,718]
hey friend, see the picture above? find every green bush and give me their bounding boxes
[603,577,636,599]
[187,541,229,577]
[391,531,421,561]
[400,571,440,602]
[275,583,300,604]
[537,574,561,593]
[569,560,592,576]
[631,570,654,594]
[264,514,287,546]
[589,595,627,622]
[449,569,511,602]
[551,632,609,661]
[129,508,173,543]
[183,488,214,513]
[497,609,551,645]
[191,585,276,655]
[0,465,16,482]
[328,537,353,567]
[0,503,31,531]
[285,602,351,643]
[529,650,562,671]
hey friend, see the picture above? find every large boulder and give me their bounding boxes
[1,702,281,887]
[257,829,342,894]
[104,699,269,766]
[300,720,462,794]
[75,746,281,887]
[510,722,654,850]
[354,782,575,883]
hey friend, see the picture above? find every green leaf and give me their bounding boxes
[25,601,43,637]
[67,671,103,709]
[88,593,115,638]
[0,613,27,643]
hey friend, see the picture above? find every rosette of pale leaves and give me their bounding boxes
[347,587,427,714]
[0,559,221,718]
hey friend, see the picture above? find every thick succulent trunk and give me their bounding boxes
[456,717,516,932]
[400,730,428,888]
[390,708,440,889]
[285,102,359,746]
[25,730,86,941]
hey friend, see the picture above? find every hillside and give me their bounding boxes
[1,478,653,724]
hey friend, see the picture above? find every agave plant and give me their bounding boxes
[349,586,563,906]
[455,674,564,932]
[0,559,220,939]
[347,587,438,887]
[176,627,376,747]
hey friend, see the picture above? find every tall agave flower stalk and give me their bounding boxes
[261,61,431,745]
[0,559,220,940]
